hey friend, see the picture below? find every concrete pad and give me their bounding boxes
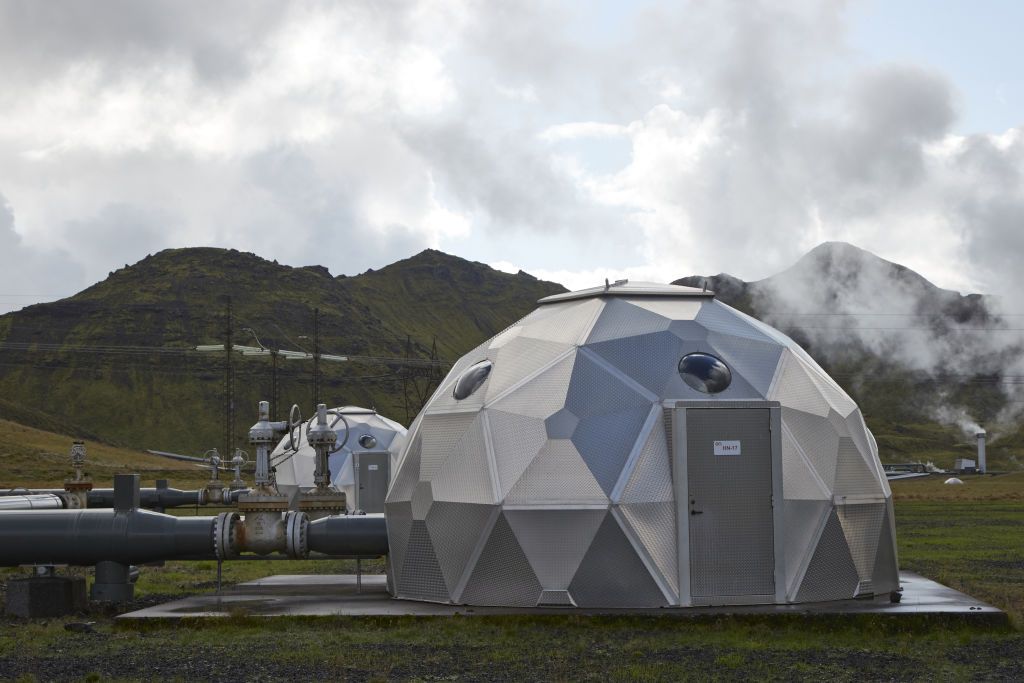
[119,571,1004,621]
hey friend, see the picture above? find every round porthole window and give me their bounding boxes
[358,434,377,449]
[452,360,492,400]
[678,353,732,394]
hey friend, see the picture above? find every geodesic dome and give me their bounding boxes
[274,406,406,507]
[385,281,898,608]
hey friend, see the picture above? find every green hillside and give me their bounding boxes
[0,248,564,455]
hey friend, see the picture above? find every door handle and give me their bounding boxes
[690,510,703,515]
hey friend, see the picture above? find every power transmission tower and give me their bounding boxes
[224,296,234,460]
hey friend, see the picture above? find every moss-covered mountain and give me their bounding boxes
[0,248,564,455]
[677,242,1024,469]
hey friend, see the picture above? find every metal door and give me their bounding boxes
[354,451,390,513]
[685,407,775,603]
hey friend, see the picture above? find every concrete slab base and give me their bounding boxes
[5,576,87,618]
[119,571,1004,622]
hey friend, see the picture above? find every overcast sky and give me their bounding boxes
[1,0,1022,314]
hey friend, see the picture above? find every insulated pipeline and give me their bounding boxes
[0,494,65,510]
[0,508,216,566]
[307,514,389,557]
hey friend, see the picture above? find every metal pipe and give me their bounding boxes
[307,514,389,557]
[0,508,216,567]
[0,494,65,510]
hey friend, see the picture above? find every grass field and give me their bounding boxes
[1,442,1022,680]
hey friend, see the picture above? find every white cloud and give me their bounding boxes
[0,0,1022,307]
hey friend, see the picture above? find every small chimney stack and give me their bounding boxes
[976,430,987,474]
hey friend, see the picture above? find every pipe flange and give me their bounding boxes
[214,511,240,560]
[285,511,309,559]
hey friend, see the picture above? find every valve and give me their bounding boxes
[203,448,226,504]
[229,449,248,489]
[249,400,299,492]
[63,441,93,508]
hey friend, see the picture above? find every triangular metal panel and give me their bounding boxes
[384,500,413,589]
[780,422,830,501]
[782,408,840,492]
[620,412,673,504]
[586,298,673,344]
[419,412,478,481]
[782,499,831,598]
[792,354,858,417]
[624,297,702,320]
[425,502,497,594]
[397,520,450,602]
[794,509,860,603]
[871,504,900,595]
[485,337,573,402]
[573,407,652,496]
[619,501,679,598]
[386,436,421,504]
[485,408,547,500]
[833,438,884,497]
[837,502,886,583]
[568,513,668,607]
[566,350,653,417]
[489,352,576,419]
[586,331,684,397]
[459,513,543,606]
[668,319,709,342]
[504,508,606,589]
[430,413,494,504]
[705,332,784,398]
[505,439,608,504]
[518,297,603,345]
[695,300,776,343]
[411,481,434,520]
[769,351,831,417]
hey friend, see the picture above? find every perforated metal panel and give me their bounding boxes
[837,502,886,584]
[620,412,673,504]
[386,436,421,504]
[686,408,775,601]
[782,408,839,490]
[430,414,494,504]
[385,500,413,588]
[779,423,830,501]
[625,297,702,320]
[489,352,576,419]
[397,520,449,602]
[695,300,776,343]
[567,350,651,416]
[485,409,547,499]
[419,413,478,481]
[795,509,860,602]
[573,407,651,496]
[704,333,784,399]
[587,298,673,344]
[460,513,542,606]
[568,513,669,607]
[587,331,683,397]
[486,336,571,401]
[782,499,831,598]
[505,508,606,589]
[519,298,603,345]
[425,501,496,593]
[833,438,883,497]
[871,503,900,594]
[619,500,679,597]
[769,352,831,417]
[505,439,608,504]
